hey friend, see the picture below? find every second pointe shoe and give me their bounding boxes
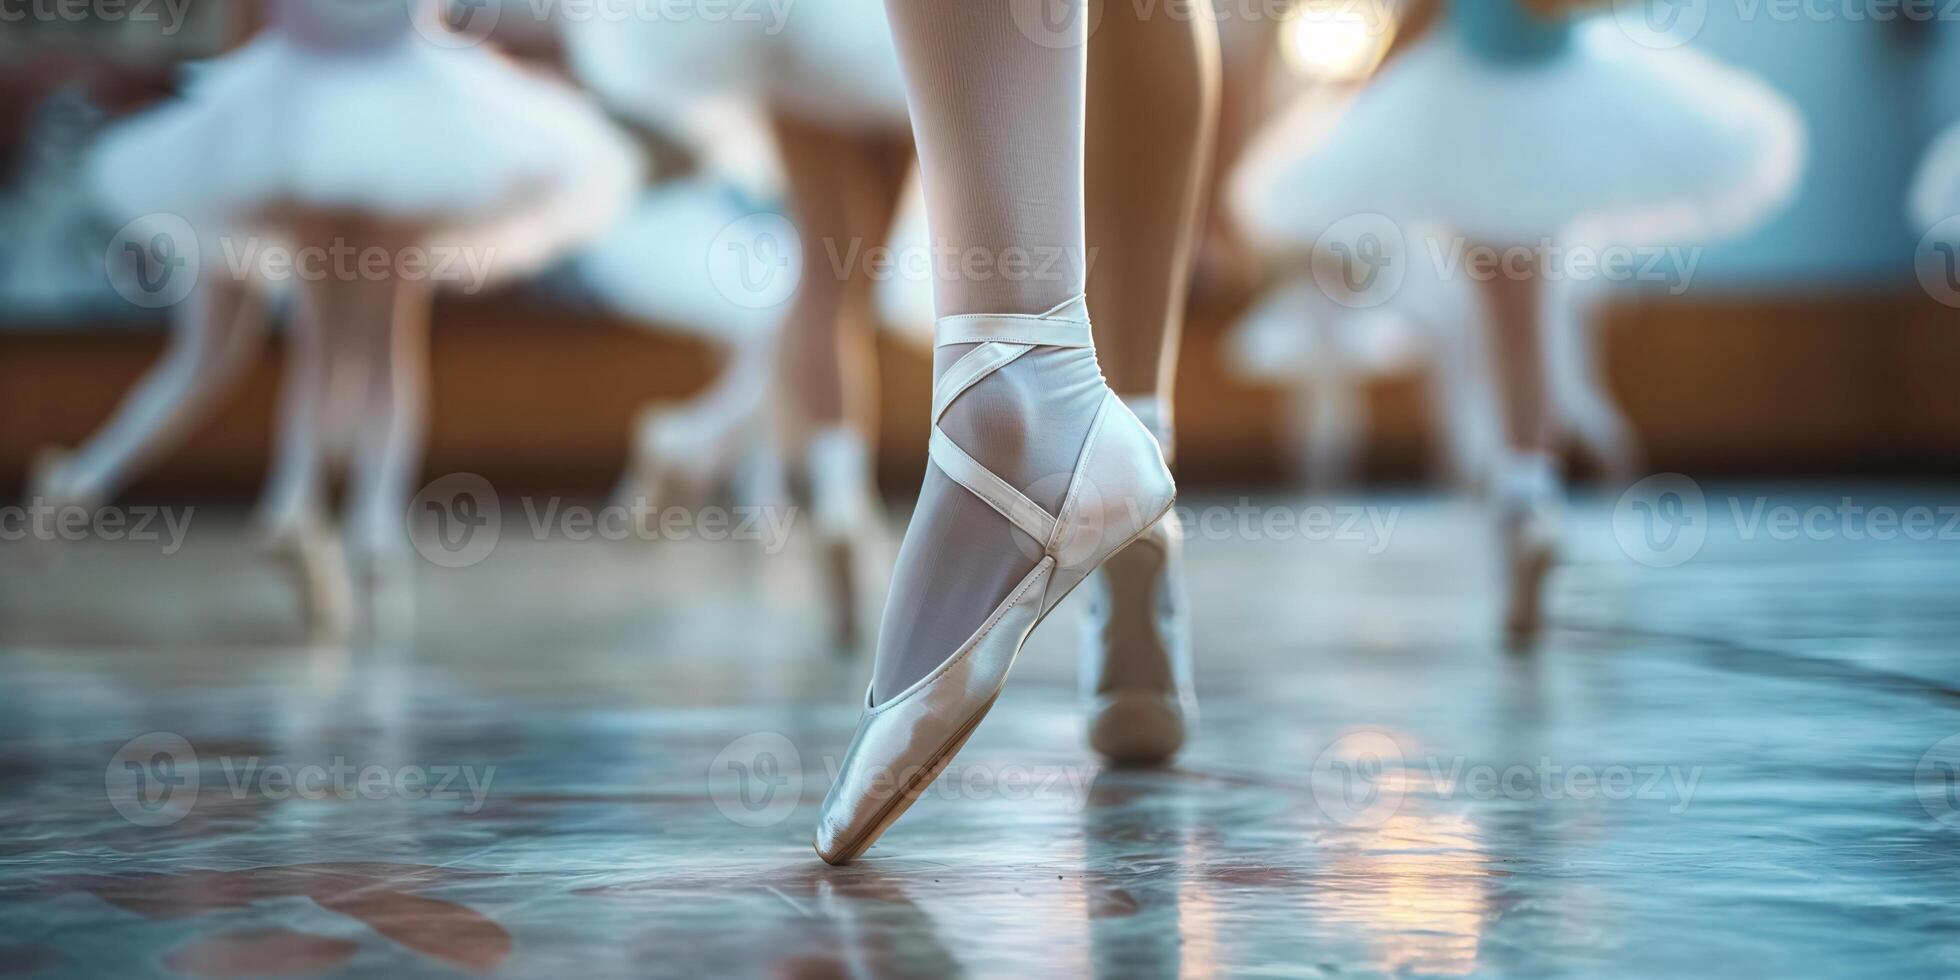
[1081,511,1196,765]
[814,297,1176,865]
[1079,396,1195,766]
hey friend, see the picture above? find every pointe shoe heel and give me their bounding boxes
[1082,513,1195,766]
[813,297,1174,866]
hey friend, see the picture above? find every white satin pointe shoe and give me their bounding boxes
[806,425,884,654]
[814,297,1176,865]
[1081,511,1196,765]
[1497,453,1562,644]
[1079,397,1195,766]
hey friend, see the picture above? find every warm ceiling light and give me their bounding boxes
[1282,0,1398,83]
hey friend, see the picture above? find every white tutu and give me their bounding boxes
[570,176,792,343]
[86,29,641,282]
[560,0,909,135]
[1909,123,1960,232]
[1231,19,1804,245]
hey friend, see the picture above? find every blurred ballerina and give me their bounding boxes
[1231,0,1802,640]
[562,0,912,651]
[40,0,639,635]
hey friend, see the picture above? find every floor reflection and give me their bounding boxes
[1,491,1958,976]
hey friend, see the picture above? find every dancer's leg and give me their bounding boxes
[771,115,909,440]
[884,0,1087,318]
[818,0,1182,862]
[772,118,912,650]
[1480,265,1552,459]
[346,272,434,560]
[1475,252,1561,638]
[1078,0,1218,762]
[46,276,264,503]
[261,269,360,637]
[260,279,336,539]
[1085,0,1218,418]
[873,0,1117,700]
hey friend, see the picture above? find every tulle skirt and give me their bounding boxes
[1231,19,1804,246]
[571,177,792,343]
[560,0,909,135]
[87,33,641,282]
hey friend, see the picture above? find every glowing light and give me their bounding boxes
[1282,0,1398,83]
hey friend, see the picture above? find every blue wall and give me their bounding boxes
[1673,9,1947,288]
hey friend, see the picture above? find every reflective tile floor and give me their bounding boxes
[2,483,1958,978]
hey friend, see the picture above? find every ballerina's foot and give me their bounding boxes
[814,297,1175,865]
[1502,513,1558,645]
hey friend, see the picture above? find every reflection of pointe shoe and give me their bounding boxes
[1082,512,1196,766]
[1496,454,1562,645]
[814,300,1176,865]
[806,425,881,655]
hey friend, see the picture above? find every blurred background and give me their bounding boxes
[0,0,1953,507]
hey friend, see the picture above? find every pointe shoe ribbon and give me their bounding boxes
[814,296,1176,864]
